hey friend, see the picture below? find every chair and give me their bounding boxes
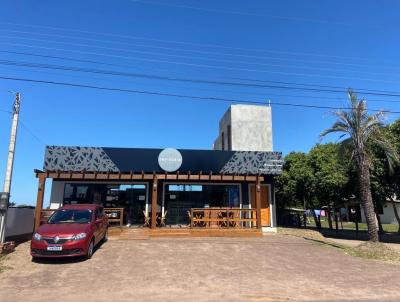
[160,211,168,227]
[217,210,228,228]
[143,210,150,227]
[228,210,239,228]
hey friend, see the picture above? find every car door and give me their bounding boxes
[94,207,103,244]
[98,206,107,238]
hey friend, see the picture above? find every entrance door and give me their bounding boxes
[106,184,147,225]
[249,184,270,227]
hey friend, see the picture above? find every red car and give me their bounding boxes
[31,204,108,259]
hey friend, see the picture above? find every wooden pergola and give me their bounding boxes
[34,170,265,230]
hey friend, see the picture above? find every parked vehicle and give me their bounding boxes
[31,204,108,259]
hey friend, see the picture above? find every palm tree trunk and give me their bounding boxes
[358,163,379,242]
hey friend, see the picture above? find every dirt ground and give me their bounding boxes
[0,234,399,302]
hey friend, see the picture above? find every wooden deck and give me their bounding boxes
[108,227,262,240]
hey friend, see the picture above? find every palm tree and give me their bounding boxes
[321,90,398,242]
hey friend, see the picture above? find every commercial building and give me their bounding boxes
[33,105,282,233]
[213,104,273,151]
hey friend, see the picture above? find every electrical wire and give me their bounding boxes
[0,21,392,63]
[129,0,376,28]
[3,36,400,84]
[3,59,400,98]
[0,75,399,114]
[1,28,398,72]
[3,48,400,98]
[19,120,46,145]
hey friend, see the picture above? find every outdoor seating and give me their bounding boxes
[187,210,192,227]
[188,208,257,229]
[160,211,168,227]
[228,210,239,227]
[143,210,150,227]
[217,210,228,227]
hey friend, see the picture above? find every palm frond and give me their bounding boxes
[321,89,398,172]
[370,132,399,173]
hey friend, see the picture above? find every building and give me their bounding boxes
[361,200,400,225]
[33,105,282,233]
[213,104,273,151]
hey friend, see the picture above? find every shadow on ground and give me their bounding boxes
[304,227,400,243]
[31,240,106,265]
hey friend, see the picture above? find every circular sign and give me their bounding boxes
[158,148,183,172]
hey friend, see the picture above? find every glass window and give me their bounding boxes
[48,209,93,224]
[63,183,147,225]
[165,184,240,225]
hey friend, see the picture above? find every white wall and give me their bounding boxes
[361,203,400,224]
[231,105,273,151]
[49,180,65,209]
[213,104,273,152]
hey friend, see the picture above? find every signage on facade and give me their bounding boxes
[158,148,183,172]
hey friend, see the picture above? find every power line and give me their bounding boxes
[0,21,392,64]
[3,35,400,83]
[0,75,399,114]
[4,61,400,105]
[19,120,46,145]
[3,58,400,99]
[129,0,379,28]
[2,28,399,72]
[3,48,400,98]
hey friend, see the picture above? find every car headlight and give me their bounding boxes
[33,232,42,241]
[72,233,87,240]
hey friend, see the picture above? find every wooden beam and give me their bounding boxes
[255,176,262,229]
[151,175,158,229]
[34,171,265,182]
[34,174,46,231]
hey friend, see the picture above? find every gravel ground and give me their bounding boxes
[0,234,399,302]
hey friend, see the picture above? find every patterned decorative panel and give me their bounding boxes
[43,146,283,175]
[219,151,282,175]
[44,146,119,172]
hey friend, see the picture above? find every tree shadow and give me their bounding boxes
[313,227,400,244]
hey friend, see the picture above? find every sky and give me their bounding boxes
[0,0,400,205]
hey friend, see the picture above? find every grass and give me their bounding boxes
[0,255,8,273]
[278,227,326,241]
[343,242,400,263]
[306,219,399,233]
[278,227,400,263]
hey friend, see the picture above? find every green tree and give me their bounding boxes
[308,143,349,228]
[369,119,400,232]
[321,91,398,242]
[275,152,320,227]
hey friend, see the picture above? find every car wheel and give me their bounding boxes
[103,228,108,242]
[86,239,94,259]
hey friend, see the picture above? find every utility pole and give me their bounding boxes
[0,93,20,244]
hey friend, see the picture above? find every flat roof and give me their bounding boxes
[43,146,283,175]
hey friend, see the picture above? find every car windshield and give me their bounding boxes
[48,209,93,224]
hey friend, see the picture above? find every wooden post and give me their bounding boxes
[34,174,46,230]
[151,175,158,229]
[255,176,262,229]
